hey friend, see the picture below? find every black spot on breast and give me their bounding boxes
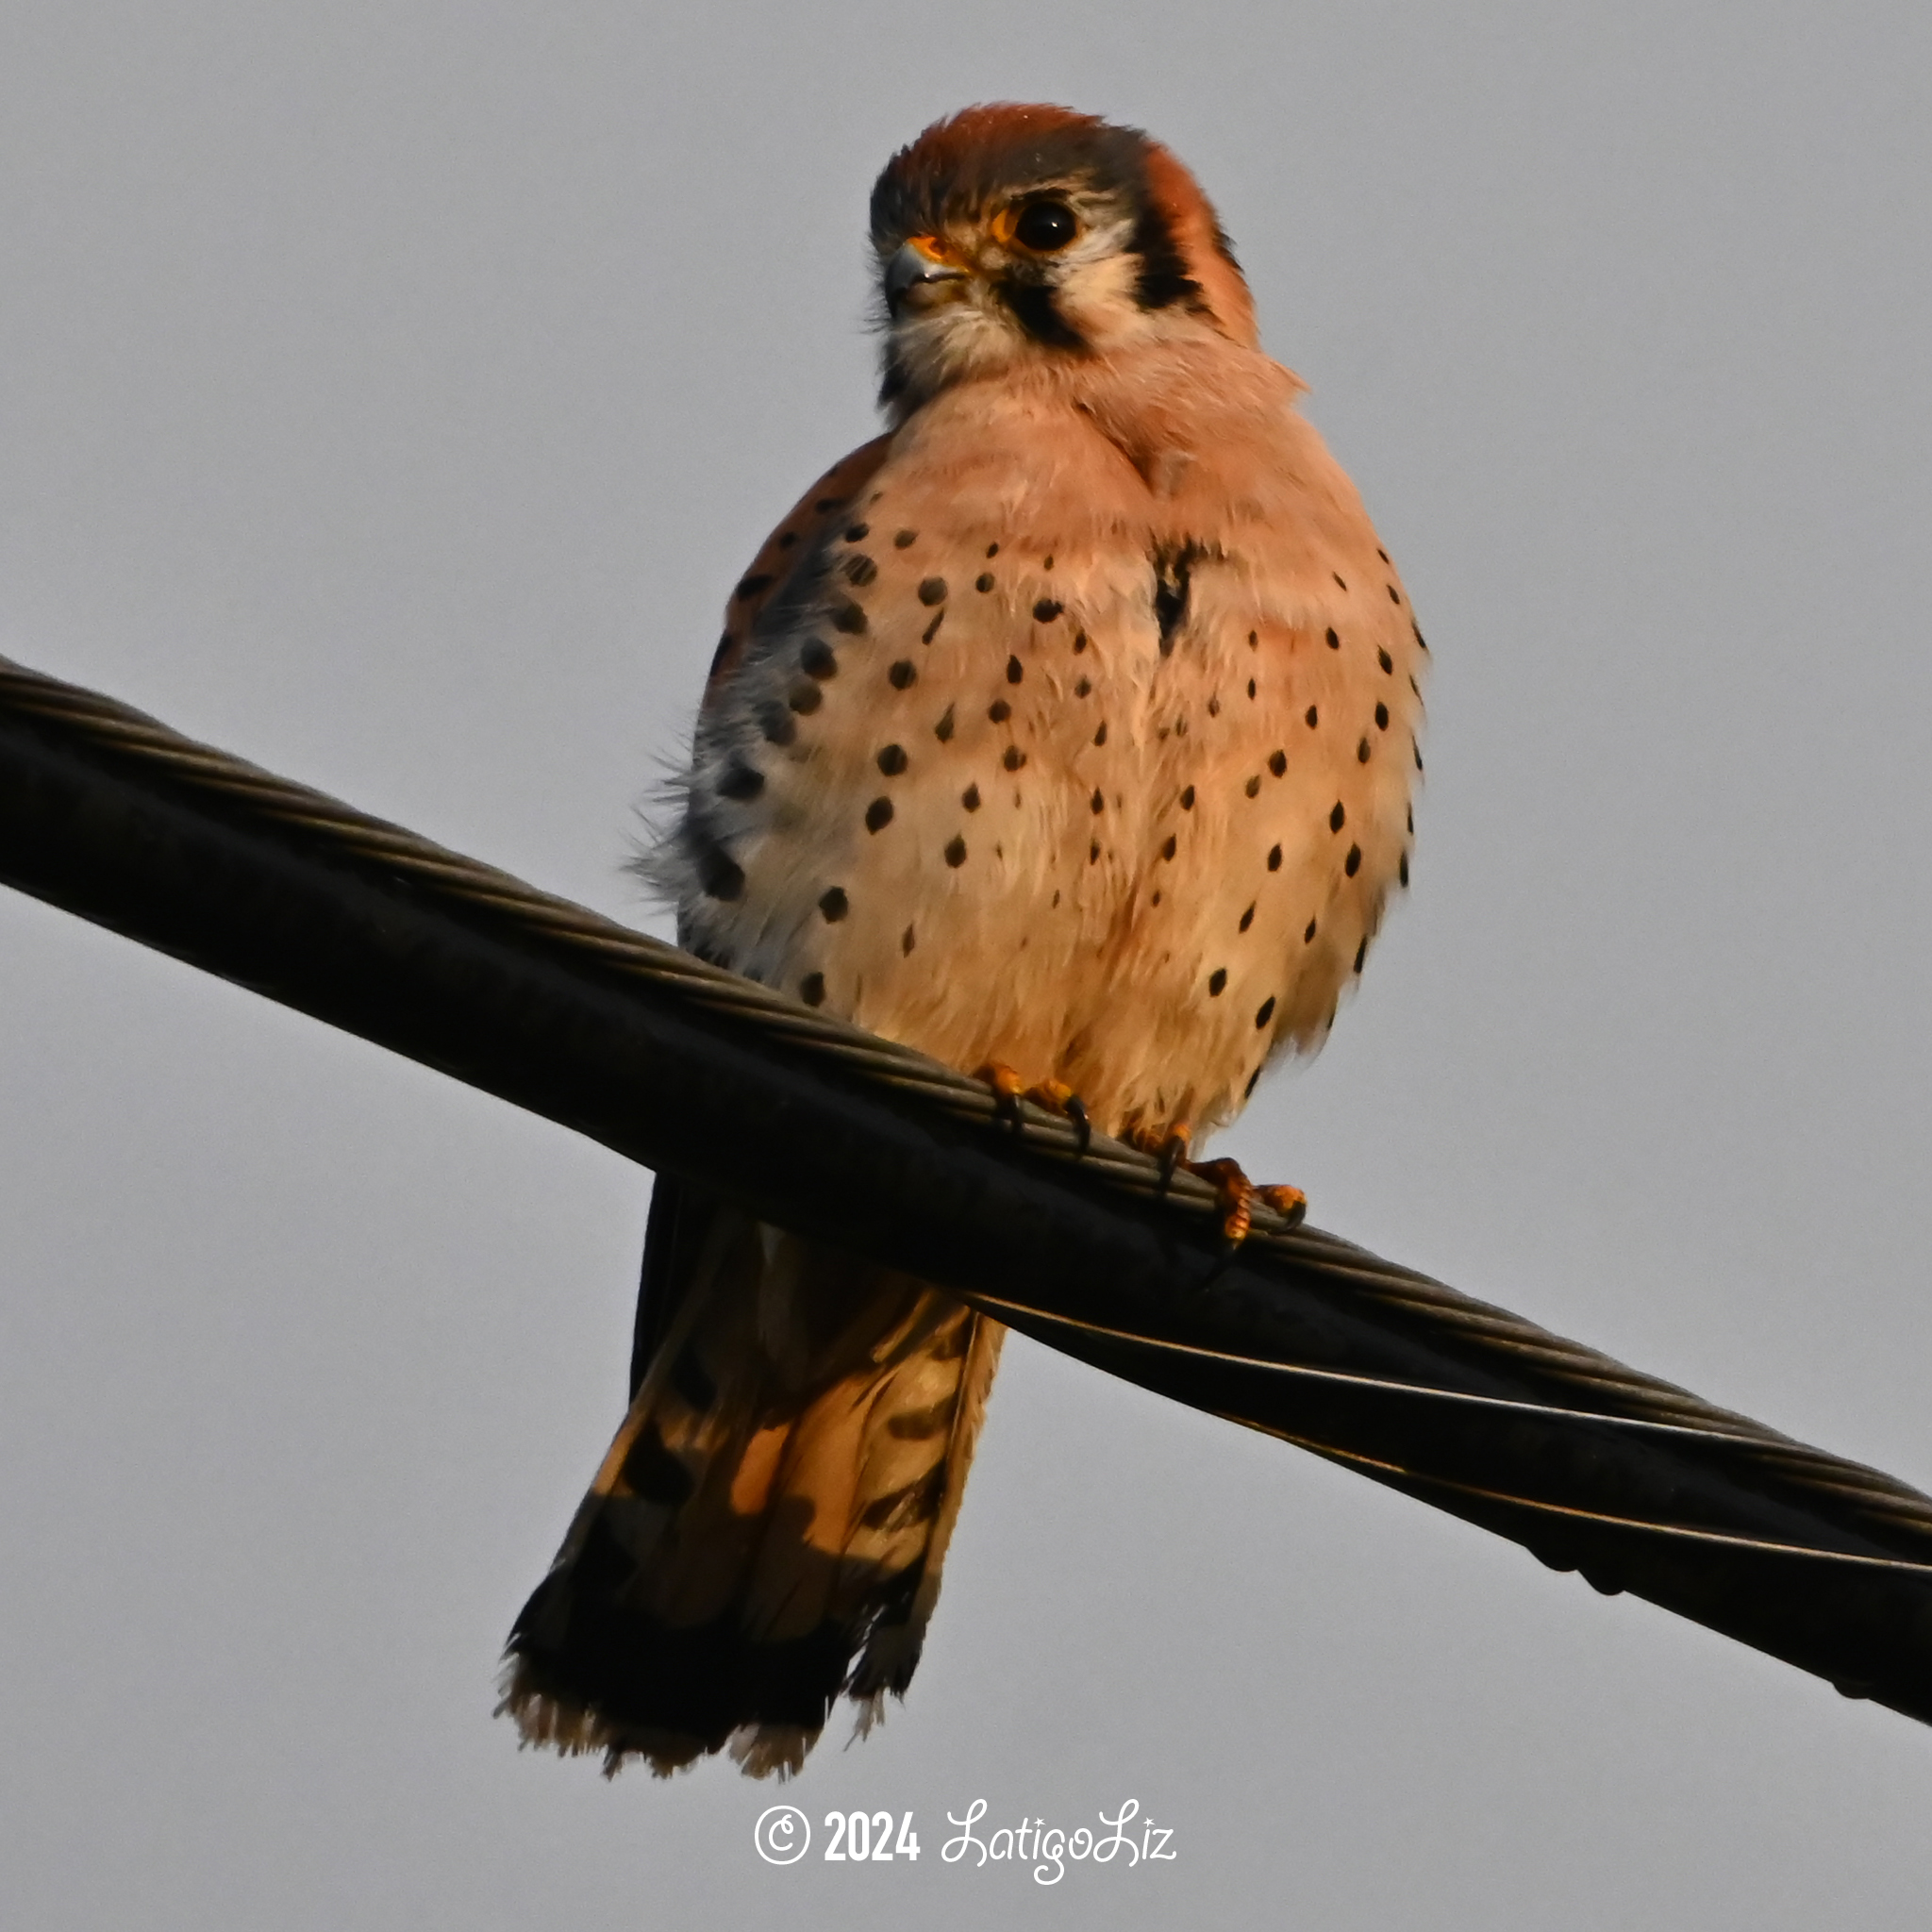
[1268,750,1287,777]
[1161,834,1177,860]
[934,703,955,741]
[1073,630,1089,654]
[844,523,869,541]
[759,704,797,745]
[894,529,917,548]
[889,659,917,689]
[1334,573,1348,591]
[1344,843,1361,876]
[1377,547,1390,562]
[866,797,894,833]
[1268,844,1283,871]
[830,599,868,635]
[1325,627,1341,650]
[843,555,877,587]
[699,846,744,901]
[986,542,1000,558]
[800,639,838,680]
[800,972,826,1006]
[1330,802,1346,832]
[1240,903,1255,931]
[1208,968,1227,996]
[1255,995,1275,1027]
[923,611,944,643]
[962,783,981,810]
[735,574,773,603]
[918,577,947,606]
[1248,630,1258,649]
[1247,679,1257,699]
[1003,744,1026,771]
[902,924,916,953]
[1208,695,1221,717]
[877,743,908,775]
[1357,738,1371,762]
[1090,840,1100,863]
[814,496,842,513]
[1074,676,1091,697]
[1180,786,1195,809]
[819,888,849,922]
[1245,774,1261,797]
[1387,584,1401,605]
[976,572,995,592]
[944,835,967,867]
[1033,599,1062,623]
[989,698,1010,723]
[1007,656,1024,684]
[620,1422,694,1507]
[1305,707,1319,728]
[1399,852,1410,887]
[1090,789,1105,814]
[1415,744,1424,771]
[1354,938,1368,972]
[776,530,798,549]
[1091,721,1107,747]
[716,762,764,801]
[1414,623,1428,651]
[1375,702,1390,729]
[1305,919,1317,942]
[1378,648,1394,674]
[1244,1068,1261,1098]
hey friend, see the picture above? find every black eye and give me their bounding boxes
[1013,200,1077,252]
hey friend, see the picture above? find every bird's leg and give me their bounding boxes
[1189,1158,1307,1245]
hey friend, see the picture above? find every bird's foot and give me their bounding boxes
[975,1063,1091,1154]
[1187,1158,1307,1246]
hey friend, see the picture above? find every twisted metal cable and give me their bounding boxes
[4,650,1932,1719]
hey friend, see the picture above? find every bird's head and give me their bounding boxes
[869,104,1257,419]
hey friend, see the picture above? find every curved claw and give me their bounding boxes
[1257,1183,1307,1228]
[1025,1077,1091,1157]
[976,1065,1094,1157]
[975,1060,1026,1136]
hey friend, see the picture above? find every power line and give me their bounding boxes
[3,650,1929,1722]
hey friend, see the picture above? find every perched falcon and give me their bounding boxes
[501,104,1425,1777]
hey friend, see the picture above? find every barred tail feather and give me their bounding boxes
[499,1180,1001,1776]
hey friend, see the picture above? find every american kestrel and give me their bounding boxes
[502,104,1425,1776]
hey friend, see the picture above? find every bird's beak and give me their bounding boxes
[886,235,970,312]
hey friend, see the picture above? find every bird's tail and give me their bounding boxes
[498,1178,1001,1777]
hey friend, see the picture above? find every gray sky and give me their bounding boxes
[4,4,1931,1926]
